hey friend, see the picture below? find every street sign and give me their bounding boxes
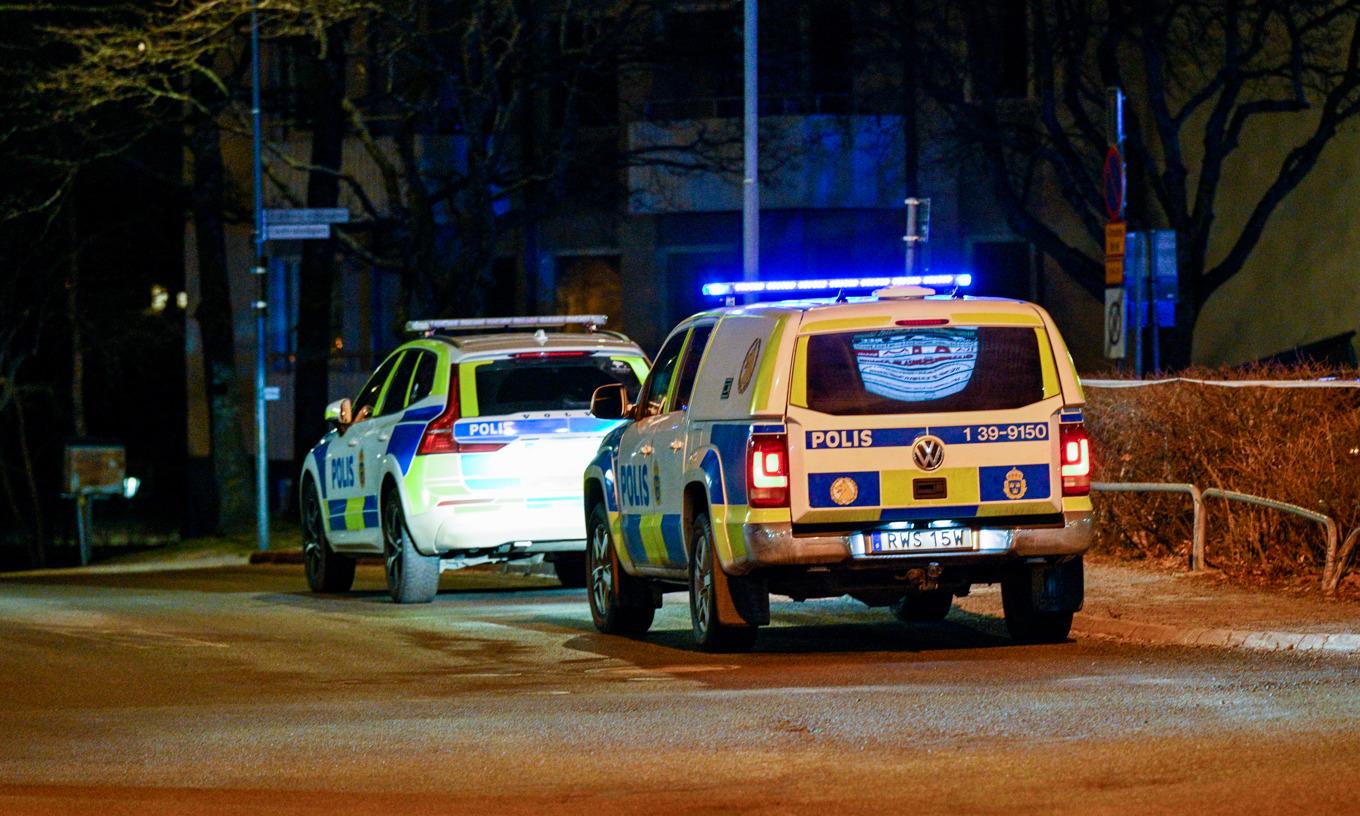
[1104,220,1126,286]
[1104,287,1126,359]
[263,208,350,225]
[264,224,330,241]
[1151,230,1178,328]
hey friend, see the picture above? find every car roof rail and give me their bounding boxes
[405,315,609,337]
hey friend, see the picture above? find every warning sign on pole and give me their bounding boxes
[1105,287,1126,359]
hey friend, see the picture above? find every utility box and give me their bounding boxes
[64,443,126,497]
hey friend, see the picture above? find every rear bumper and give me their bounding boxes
[405,499,587,556]
[727,510,1091,575]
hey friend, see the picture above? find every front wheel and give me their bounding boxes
[302,479,355,593]
[688,511,757,652]
[585,503,654,636]
[382,489,439,604]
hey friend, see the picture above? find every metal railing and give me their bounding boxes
[1092,482,1352,593]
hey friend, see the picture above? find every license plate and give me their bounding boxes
[869,528,973,554]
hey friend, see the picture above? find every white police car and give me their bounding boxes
[299,316,648,603]
[582,286,1092,650]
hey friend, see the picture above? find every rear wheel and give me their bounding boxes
[1002,570,1074,644]
[689,511,757,653]
[586,503,654,636]
[552,553,587,588]
[382,488,440,604]
[891,589,953,623]
[302,479,355,593]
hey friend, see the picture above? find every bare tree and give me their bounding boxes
[910,0,1360,367]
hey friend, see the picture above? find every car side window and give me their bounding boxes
[352,351,403,422]
[407,351,437,405]
[375,349,421,417]
[637,330,689,417]
[671,324,714,412]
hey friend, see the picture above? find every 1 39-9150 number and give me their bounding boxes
[961,423,1048,443]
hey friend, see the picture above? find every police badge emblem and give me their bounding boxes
[1003,467,1027,499]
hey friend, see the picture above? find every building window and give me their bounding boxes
[809,1,852,109]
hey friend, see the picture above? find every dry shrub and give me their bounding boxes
[1086,363,1360,586]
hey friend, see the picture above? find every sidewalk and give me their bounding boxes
[955,556,1360,654]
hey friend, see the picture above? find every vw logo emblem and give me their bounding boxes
[912,435,945,471]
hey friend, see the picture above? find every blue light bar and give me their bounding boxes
[701,273,972,298]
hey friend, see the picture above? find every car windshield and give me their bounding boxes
[470,354,643,415]
[802,326,1045,415]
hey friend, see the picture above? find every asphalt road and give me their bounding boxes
[1,563,1357,815]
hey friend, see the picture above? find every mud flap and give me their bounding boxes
[1028,556,1084,613]
[713,565,770,626]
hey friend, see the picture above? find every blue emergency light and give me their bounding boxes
[701,273,972,298]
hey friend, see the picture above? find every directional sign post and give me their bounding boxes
[262,208,349,242]
[1103,87,1127,363]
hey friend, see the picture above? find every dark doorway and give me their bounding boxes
[556,255,622,325]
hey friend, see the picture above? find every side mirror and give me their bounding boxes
[590,384,630,420]
[324,398,350,427]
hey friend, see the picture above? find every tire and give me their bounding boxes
[1001,571,1074,644]
[302,478,355,593]
[382,487,440,604]
[585,503,654,636]
[891,589,953,623]
[552,553,588,588]
[688,511,757,653]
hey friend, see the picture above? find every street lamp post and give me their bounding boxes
[742,0,758,287]
[251,0,269,552]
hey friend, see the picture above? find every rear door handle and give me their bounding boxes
[378,433,390,442]
[669,439,683,452]
[347,440,359,447]
[640,444,654,456]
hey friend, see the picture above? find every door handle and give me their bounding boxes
[378,433,390,442]
[669,439,683,452]
[347,440,359,447]
[640,444,654,456]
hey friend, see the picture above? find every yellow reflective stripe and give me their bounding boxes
[789,336,810,408]
[952,311,1042,326]
[1062,495,1093,513]
[639,513,667,562]
[344,497,366,531]
[976,500,1060,517]
[880,467,980,504]
[459,360,492,416]
[607,510,635,572]
[1034,327,1060,400]
[799,508,881,524]
[618,355,650,382]
[799,315,894,333]
[748,317,787,414]
[711,503,735,562]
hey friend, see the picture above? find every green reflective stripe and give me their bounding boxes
[748,317,787,414]
[459,360,493,416]
[617,355,650,382]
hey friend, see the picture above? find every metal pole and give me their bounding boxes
[742,0,758,286]
[251,0,270,552]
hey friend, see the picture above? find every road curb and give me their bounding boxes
[1073,614,1360,654]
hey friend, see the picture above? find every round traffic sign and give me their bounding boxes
[1103,147,1124,219]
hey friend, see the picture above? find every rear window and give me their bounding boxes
[470,355,643,416]
[803,327,1044,415]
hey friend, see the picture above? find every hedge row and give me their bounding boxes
[1084,364,1360,589]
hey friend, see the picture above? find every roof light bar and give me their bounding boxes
[701,274,971,298]
[405,315,608,334]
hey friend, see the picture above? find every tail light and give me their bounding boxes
[1060,423,1091,496]
[747,434,790,508]
[417,369,504,455]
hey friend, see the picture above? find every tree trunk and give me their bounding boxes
[189,110,253,533]
[13,392,45,568]
[67,199,86,438]
[293,25,350,469]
